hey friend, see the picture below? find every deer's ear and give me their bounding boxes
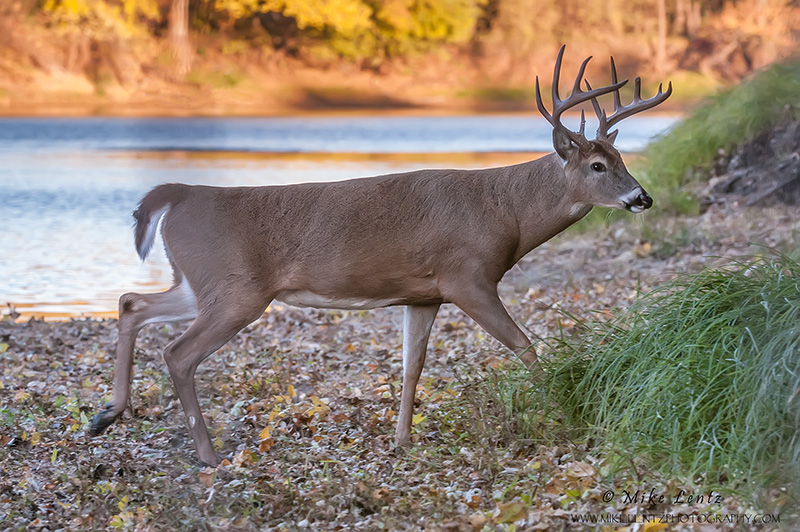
[553,128,578,161]
[606,129,619,145]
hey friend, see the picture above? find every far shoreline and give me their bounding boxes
[0,87,691,119]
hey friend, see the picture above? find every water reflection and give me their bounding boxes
[0,114,675,154]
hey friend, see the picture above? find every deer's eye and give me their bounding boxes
[591,162,606,172]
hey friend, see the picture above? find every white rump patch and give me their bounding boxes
[141,279,199,326]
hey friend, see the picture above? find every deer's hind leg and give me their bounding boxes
[90,274,199,437]
[161,290,270,466]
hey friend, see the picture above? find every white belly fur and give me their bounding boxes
[275,290,399,310]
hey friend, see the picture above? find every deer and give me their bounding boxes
[90,46,672,466]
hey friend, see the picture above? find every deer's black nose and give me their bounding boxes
[636,190,653,210]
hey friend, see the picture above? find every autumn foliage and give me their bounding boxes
[2,0,798,98]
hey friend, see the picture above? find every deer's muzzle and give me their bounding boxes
[622,188,653,213]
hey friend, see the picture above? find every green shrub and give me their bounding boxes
[505,254,800,493]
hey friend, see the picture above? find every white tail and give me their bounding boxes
[91,46,671,466]
[135,205,170,261]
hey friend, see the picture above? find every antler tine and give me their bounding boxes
[604,78,673,131]
[534,45,571,128]
[569,56,593,105]
[609,57,622,113]
[590,55,673,141]
[535,45,628,145]
[551,55,625,123]
[534,76,556,128]
[585,79,609,135]
[551,44,566,108]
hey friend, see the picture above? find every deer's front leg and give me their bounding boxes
[395,304,440,447]
[446,281,536,366]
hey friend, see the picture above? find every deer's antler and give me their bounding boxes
[535,45,628,147]
[587,57,673,143]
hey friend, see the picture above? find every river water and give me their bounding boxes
[0,114,676,318]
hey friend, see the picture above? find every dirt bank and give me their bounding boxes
[703,115,800,208]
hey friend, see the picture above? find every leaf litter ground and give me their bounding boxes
[1,204,798,531]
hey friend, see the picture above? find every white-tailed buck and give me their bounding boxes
[91,46,671,466]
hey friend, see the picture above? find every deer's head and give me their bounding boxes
[536,46,672,213]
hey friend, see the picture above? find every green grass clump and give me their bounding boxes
[511,254,800,492]
[641,57,800,213]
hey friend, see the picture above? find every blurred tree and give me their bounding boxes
[169,0,193,73]
[40,0,160,36]
[208,0,485,63]
[15,0,799,90]
[38,0,159,82]
[657,0,666,74]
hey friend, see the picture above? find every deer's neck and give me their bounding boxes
[505,153,592,263]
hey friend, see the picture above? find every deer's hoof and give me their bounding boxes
[394,435,412,450]
[89,404,118,437]
[198,454,221,468]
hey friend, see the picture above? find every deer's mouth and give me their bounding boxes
[625,203,647,213]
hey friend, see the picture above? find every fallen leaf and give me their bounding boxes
[14,390,29,402]
[593,283,606,295]
[470,513,488,530]
[635,241,652,257]
[232,449,254,468]
[258,438,274,453]
[493,501,527,524]
[372,487,391,501]
[567,461,596,480]
[466,494,481,509]
[198,468,215,488]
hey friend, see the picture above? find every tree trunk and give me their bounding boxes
[687,0,701,37]
[675,0,686,35]
[656,0,667,74]
[169,0,192,75]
